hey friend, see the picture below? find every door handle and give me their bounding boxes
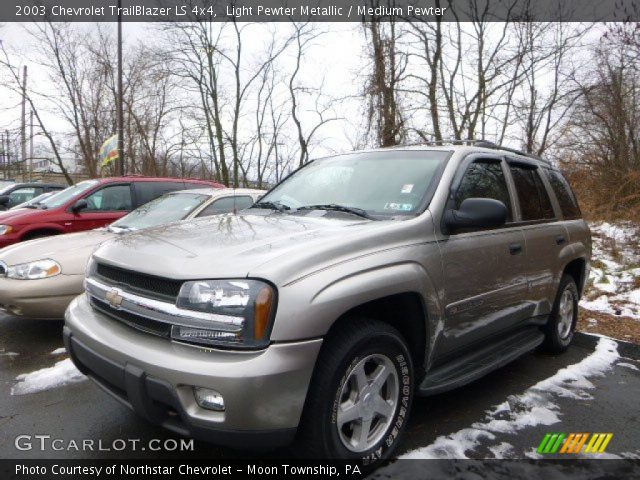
[509,243,523,255]
[555,235,566,245]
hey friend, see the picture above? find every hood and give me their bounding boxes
[0,207,51,224]
[0,229,115,275]
[93,212,421,284]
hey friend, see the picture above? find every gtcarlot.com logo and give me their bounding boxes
[15,435,194,452]
[537,432,613,455]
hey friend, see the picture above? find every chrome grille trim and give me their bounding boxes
[85,277,243,332]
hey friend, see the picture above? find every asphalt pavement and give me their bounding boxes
[1,313,638,460]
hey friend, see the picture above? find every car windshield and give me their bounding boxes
[110,192,210,231]
[40,180,99,209]
[258,150,449,218]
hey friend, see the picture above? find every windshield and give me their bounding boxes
[259,150,449,217]
[40,180,99,208]
[111,192,209,230]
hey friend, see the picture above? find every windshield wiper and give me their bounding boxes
[250,201,291,213]
[296,204,373,220]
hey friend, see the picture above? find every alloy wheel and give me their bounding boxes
[336,354,399,452]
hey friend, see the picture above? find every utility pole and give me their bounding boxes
[5,130,11,180]
[29,109,34,181]
[117,0,125,176]
[21,65,27,180]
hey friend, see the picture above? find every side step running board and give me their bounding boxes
[418,329,545,396]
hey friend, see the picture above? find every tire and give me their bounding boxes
[297,318,414,466]
[542,274,579,354]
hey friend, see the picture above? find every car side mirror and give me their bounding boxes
[444,198,507,232]
[71,199,88,213]
[0,195,9,207]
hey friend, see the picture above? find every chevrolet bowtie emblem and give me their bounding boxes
[105,289,124,309]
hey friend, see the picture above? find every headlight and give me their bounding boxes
[7,259,61,280]
[172,279,275,349]
[0,225,13,235]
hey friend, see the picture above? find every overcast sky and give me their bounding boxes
[0,21,366,161]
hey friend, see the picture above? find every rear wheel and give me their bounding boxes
[297,319,413,465]
[542,274,578,353]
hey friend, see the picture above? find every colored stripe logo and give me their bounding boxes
[537,433,612,454]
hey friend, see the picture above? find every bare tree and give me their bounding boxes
[362,6,407,147]
[511,22,589,155]
[0,40,73,184]
[559,25,640,215]
[162,20,297,186]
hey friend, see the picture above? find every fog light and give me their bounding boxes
[194,387,225,411]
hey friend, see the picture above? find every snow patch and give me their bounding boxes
[628,289,640,306]
[580,295,640,320]
[50,347,66,356]
[399,338,619,459]
[593,222,636,243]
[581,222,640,320]
[487,442,515,459]
[11,359,86,395]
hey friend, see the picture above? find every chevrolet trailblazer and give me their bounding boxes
[64,141,590,464]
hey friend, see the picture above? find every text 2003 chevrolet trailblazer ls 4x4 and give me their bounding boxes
[64,142,590,464]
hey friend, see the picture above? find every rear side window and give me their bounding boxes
[134,181,185,206]
[509,165,555,221]
[84,184,133,211]
[197,196,254,217]
[545,169,581,219]
[456,160,513,222]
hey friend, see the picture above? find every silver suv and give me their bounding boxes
[64,142,591,463]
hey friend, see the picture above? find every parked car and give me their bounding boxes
[0,182,65,211]
[0,188,263,319]
[0,176,224,249]
[64,142,590,463]
[10,191,54,210]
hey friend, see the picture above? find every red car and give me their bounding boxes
[0,176,224,249]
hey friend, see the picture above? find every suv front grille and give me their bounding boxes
[90,297,172,338]
[95,263,183,302]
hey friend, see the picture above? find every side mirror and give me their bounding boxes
[444,198,507,232]
[71,199,88,213]
[0,195,9,208]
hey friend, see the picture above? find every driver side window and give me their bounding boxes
[84,184,132,212]
[456,160,513,223]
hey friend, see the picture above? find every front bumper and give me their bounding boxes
[64,295,323,448]
[0,275,83,319]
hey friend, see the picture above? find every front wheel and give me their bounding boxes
[297,319,413,465]
[542,274,579,354]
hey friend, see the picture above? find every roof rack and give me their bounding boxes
[395,139,550,164]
